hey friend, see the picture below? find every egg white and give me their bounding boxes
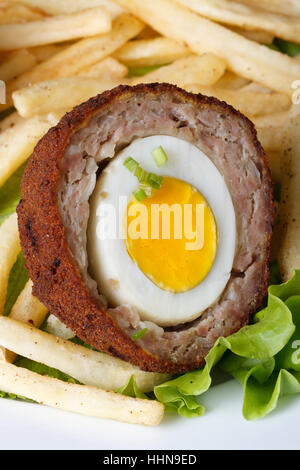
[88,135,236,327]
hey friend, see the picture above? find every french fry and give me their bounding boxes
[0,7,112,50]
[12,77,123,118]
[186,85,291,117]
[0,49,36,82]
[253,111,290,129]
[9,280,47,327]
[115,0,300,96]
[215,71,249,90]
[77,57,128,79]
[0,110,23,132]
[135,25,159,40]
[176,0,300,43]
[253,112,289,152]
[0,316,170,392]
[131,54,226,88]
[227,53,298,97]
[238,0,300,18]
[0,361,165,426]
[0,113,60,186]
[0,1,47,24]
[44,314,75,340]
[29,44,68,63]
[240,82,273,94]
[1,280,48,363]
[229,27,274,45]
[7,0,125,17]
[114,37,190,67]
[4,14,143,108]
[0,214,21,316]
[256,127,286,154]
[278,107,300,281]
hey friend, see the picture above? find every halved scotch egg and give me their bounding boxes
[18,84,274,373]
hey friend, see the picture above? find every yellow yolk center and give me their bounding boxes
[125,176,217,293]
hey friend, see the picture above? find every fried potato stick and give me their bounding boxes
[253,112,289,152]
[0,214,21,315]
[1,280,48,363]
[238,0,300,18]
[114,37,190,67]
[186,85,291,117]
[0,49,37,82]
[28,44,67,63]
[12,76,123,117]
[0,1,47,24]
[4,14,143,108]
[0,7,112,50]
[7,0,125,17]
[0,113,60,186]
[278,107,300,281]
[115,0,300,95]
[0,316,170,392]
[0,361,165,426]
[77,56,128,79]
[131,54,226,87]
[176,0,300,43]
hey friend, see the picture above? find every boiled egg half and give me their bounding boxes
[88,135,236,327]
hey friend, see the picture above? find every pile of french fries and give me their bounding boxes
[0,0,299,426]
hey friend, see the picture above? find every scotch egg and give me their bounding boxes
[18,83,274,373]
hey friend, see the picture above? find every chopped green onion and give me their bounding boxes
[124,157,139,173]
[134,166,149,183]
[139,183,154,198]
[131,328,148,341]
[151,145,168,167]
[132,188,146,201]
[148,172,163,189]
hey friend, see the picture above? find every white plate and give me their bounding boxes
[0,378,299,450]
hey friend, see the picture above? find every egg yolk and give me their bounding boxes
[125,177,217,293]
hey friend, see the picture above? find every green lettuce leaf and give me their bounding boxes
[273,39,300,57]
[154,272,298,418]
[15,357,79,384]
[0,390,35,403]
[222,355,300,420]
[127,64,164,77]
[0,162,26,226]
[222,271,300,420]
[117,375,148,399]
[3,251,29,317]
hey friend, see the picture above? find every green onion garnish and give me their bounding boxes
[148,172,163,189]
[124,157,139,173]
[131,328,148,341]
[124,153,164,199]
[134,166,149,184]
[139,183,154,198]
[132,188,147,201]
[151,145,168,167]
